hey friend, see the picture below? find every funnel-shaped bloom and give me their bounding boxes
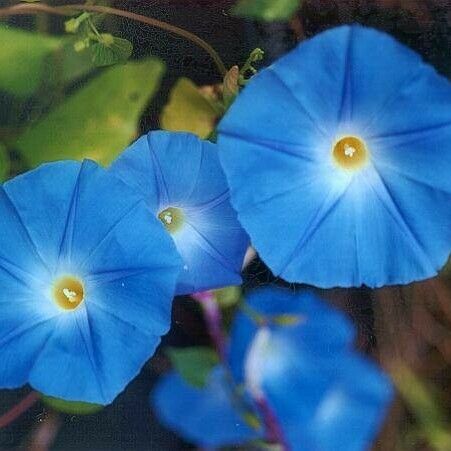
[0,160,181,404]
[152,288,393,450]
[152,366,262,448]
[231,288,393,451]
[110,131,249,294]
[218,25,451,288]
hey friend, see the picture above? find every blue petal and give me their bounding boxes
[218,25,451,287]
[0,307,56,388]
[228,288,393,450]
[110,131,248,294]
[263,351,393,451]
[0,160,181,404]
[229,288,355,383]
[3,161,83,271]
[152,367,262,447]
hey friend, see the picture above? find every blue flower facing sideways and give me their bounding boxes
[152,288,393,450]
[218,25,451,288]
[0,160,181,404]
[110,131,249,295]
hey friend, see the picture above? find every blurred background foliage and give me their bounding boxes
[0,0,450,450]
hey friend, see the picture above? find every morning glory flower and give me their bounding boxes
[110,131,249,295]
[232,288,393,451]
[152,366,262,448]
[218,25,451,288]
[152,288,393,450]
[0,160,181,404]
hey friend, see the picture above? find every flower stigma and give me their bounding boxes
[332,136,368,170]
[158,207,184,233]
[53,276,85,311]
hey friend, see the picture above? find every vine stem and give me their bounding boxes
[255,396,289,450]
[192,291,226,361]
[0,2,227,78]
[0,391,40,429]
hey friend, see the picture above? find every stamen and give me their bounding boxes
[53,276,84,311]
[333,136,368,170]
[158,207,184,233]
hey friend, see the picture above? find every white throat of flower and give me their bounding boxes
[244,327,272,400]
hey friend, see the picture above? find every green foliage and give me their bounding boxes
[232,0,301,22]
[65,13,133,68]
[393,365,451,451]
[91,36,134,67]
[0,26,60,97]
[239,48,265,84]
[214,286,242,308]
[161,78,220,139]
[0,26,93,98]
[167,346,220,388]
[0,144,10,182]
[41,394,104,415]
[16,58,165,167]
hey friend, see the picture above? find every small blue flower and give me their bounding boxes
[233,288,393,451]
[152,288,393,450]
[110,131,249,295]
[152,366,262,448]
[0,160,181,404]
[218,25,451,288]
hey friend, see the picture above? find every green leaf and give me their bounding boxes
[392,365,451,451]
[214,286,242,308]
[91,36,133,67]
[167,347,220,388]
[0,26,60,96]
[16,58,165,167]
[232,0,301,22]
[0,144,10,182]
[0,26,94,97]
[41,395,104,415]
[161,78,220,139]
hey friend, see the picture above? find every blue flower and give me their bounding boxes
[152,366,262,448]
[109,131,249,295]
[233,288,393,451]
[0,160,181,404]
[218,25,451,288]
[152,287,393,450]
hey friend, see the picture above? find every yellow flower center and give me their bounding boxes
[53,276,84,311]
[158,207,184,233]
[332,136,368,170]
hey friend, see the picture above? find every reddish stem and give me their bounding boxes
[0,391,40,429]
[255,396,289,450]
[192,291,226,361]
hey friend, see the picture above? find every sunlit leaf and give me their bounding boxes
[392,365,451,451]
[0,26,60,96]
[232,0,301,22]
[41,395,103,415]
[0,26,93,97]
[91,36,133,67]
[167,347,220,388]
[16,58,165,167]
[161,78,220,139]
